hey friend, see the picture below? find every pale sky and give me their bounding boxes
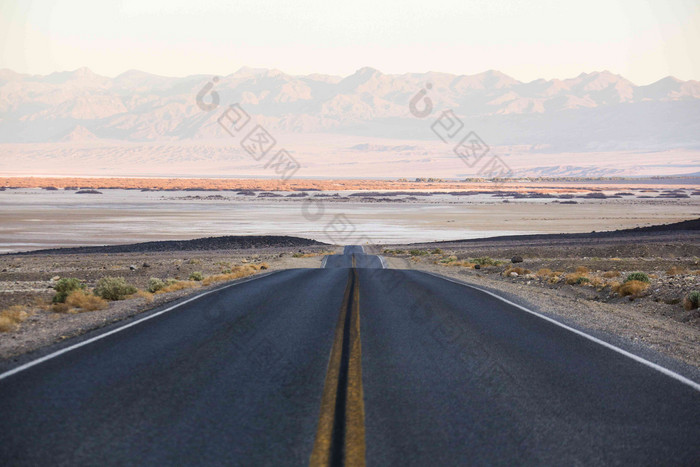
[1,0,699,84]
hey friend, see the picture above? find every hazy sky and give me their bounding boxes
[1,0,699,84]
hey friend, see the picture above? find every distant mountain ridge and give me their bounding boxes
[1,67,699,151]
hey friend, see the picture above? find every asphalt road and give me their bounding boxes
[1,246,699,465]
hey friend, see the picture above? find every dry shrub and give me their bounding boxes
[589,277,604,288]
[602,271,620,278]
[666,266,688,276]
[614,280,649,297]
[575,266,590,274]
[536,268,554,278]
[0,305,29,332]
[32,296,52,310]
[65,290,108,312]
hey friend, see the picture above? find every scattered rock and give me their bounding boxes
[75,189,103,194]
[509,272,519,277]
[51,276,60,281]
[129,265,137,271]
[511,256,523,263]
[142,263,151,268]
[474,264,481,270]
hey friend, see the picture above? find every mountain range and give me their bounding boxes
[1,67,699,149]
[1,67,699,178]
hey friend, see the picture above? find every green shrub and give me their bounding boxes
[576,276,590,285]
[471,257,501,266]
[409,249,429,256]
[147,277,165,293]
[684,291,700,311]
[52,278,86,303]
[94,276,137,300]
[431,248,443,255]
[625,272,650,283]
[189,271,204,281]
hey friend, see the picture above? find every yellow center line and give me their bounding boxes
[310,267,366,467]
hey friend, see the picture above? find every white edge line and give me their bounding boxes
[0,270,282,381]
[423,271,700,392]
[320,256,328,269]
[378,256,388,269]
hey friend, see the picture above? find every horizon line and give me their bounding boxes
[2,66,698,88]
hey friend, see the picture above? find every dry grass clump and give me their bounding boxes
[440,258,475,268]
[201,264,268,286]
[536,268,555,278]
[614,280,649,297]
[293,251,333,258]
[666,266,688,276]
[503,267,531,276]
[575,266,590,274]
[134,290,154,303]
[565,273,590,285]
[156,280,200,294]
[65,290,108,312]
[0,305,30,332]
[602,271,620,278]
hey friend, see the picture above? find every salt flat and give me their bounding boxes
[1,188,698,253]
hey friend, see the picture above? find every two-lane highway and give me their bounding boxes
[1,246,699,465]
[322,246,385,269]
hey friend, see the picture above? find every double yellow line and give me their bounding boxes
[310,266,366,466]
